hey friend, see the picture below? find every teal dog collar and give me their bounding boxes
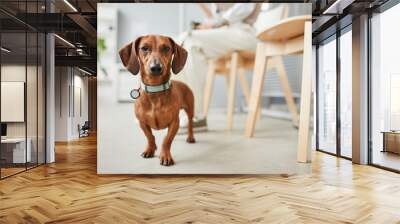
[142,80,172,93]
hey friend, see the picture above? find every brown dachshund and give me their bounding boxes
[119,35,195,166]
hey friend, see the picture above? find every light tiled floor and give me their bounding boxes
[98,107,311,174]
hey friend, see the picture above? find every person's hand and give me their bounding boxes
[196,22,214,30]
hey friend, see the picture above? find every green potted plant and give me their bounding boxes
[97,37,108,77]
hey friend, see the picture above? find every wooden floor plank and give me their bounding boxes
[0,135,400,223]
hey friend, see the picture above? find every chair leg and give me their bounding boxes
[245,43,268,137]
[203,60,216,117]
[256,97,262,121]
[238,68,250,105]
[297,21,312,163]
[227,52,239,130]
[239,68,261,120]
[239,69,261,120]
[274,56,300,127]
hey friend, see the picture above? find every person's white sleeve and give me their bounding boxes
[222,3,256,24]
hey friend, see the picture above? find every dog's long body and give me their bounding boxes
[135,81,194,131]
[119,35,195,166]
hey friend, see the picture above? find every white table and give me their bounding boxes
[1,138,31,163]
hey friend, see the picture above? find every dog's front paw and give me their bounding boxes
[159,151,174,166]
[141,146,156,158]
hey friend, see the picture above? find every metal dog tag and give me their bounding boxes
[130,89,140,99]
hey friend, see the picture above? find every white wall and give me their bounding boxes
[55,67,89,141]
[1,65,27,141]
[1,65,37,138]
[116,3,182,51]
[55,67,69,141]
[72,74,89,138]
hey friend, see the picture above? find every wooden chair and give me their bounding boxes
[202,5,299,130]
[202,51,256,130]
[244,15,313,163]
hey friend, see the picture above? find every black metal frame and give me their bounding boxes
[0,0,47,180]
[0,21,2,179]
[336,25,341,159]
[315,44,319,151]
[367,10,373,166]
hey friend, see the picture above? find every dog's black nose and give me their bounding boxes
[150,64,162,75]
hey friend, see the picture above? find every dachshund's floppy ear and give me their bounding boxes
[169,38,188,74]
[119,37,142,75]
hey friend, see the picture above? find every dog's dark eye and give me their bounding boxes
[162,46,170,53]
[141,46,150,52]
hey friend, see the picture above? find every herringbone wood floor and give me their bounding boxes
[1,135,400,224]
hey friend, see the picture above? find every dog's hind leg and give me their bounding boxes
[184,97,196,144]
[139,121,157,158]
